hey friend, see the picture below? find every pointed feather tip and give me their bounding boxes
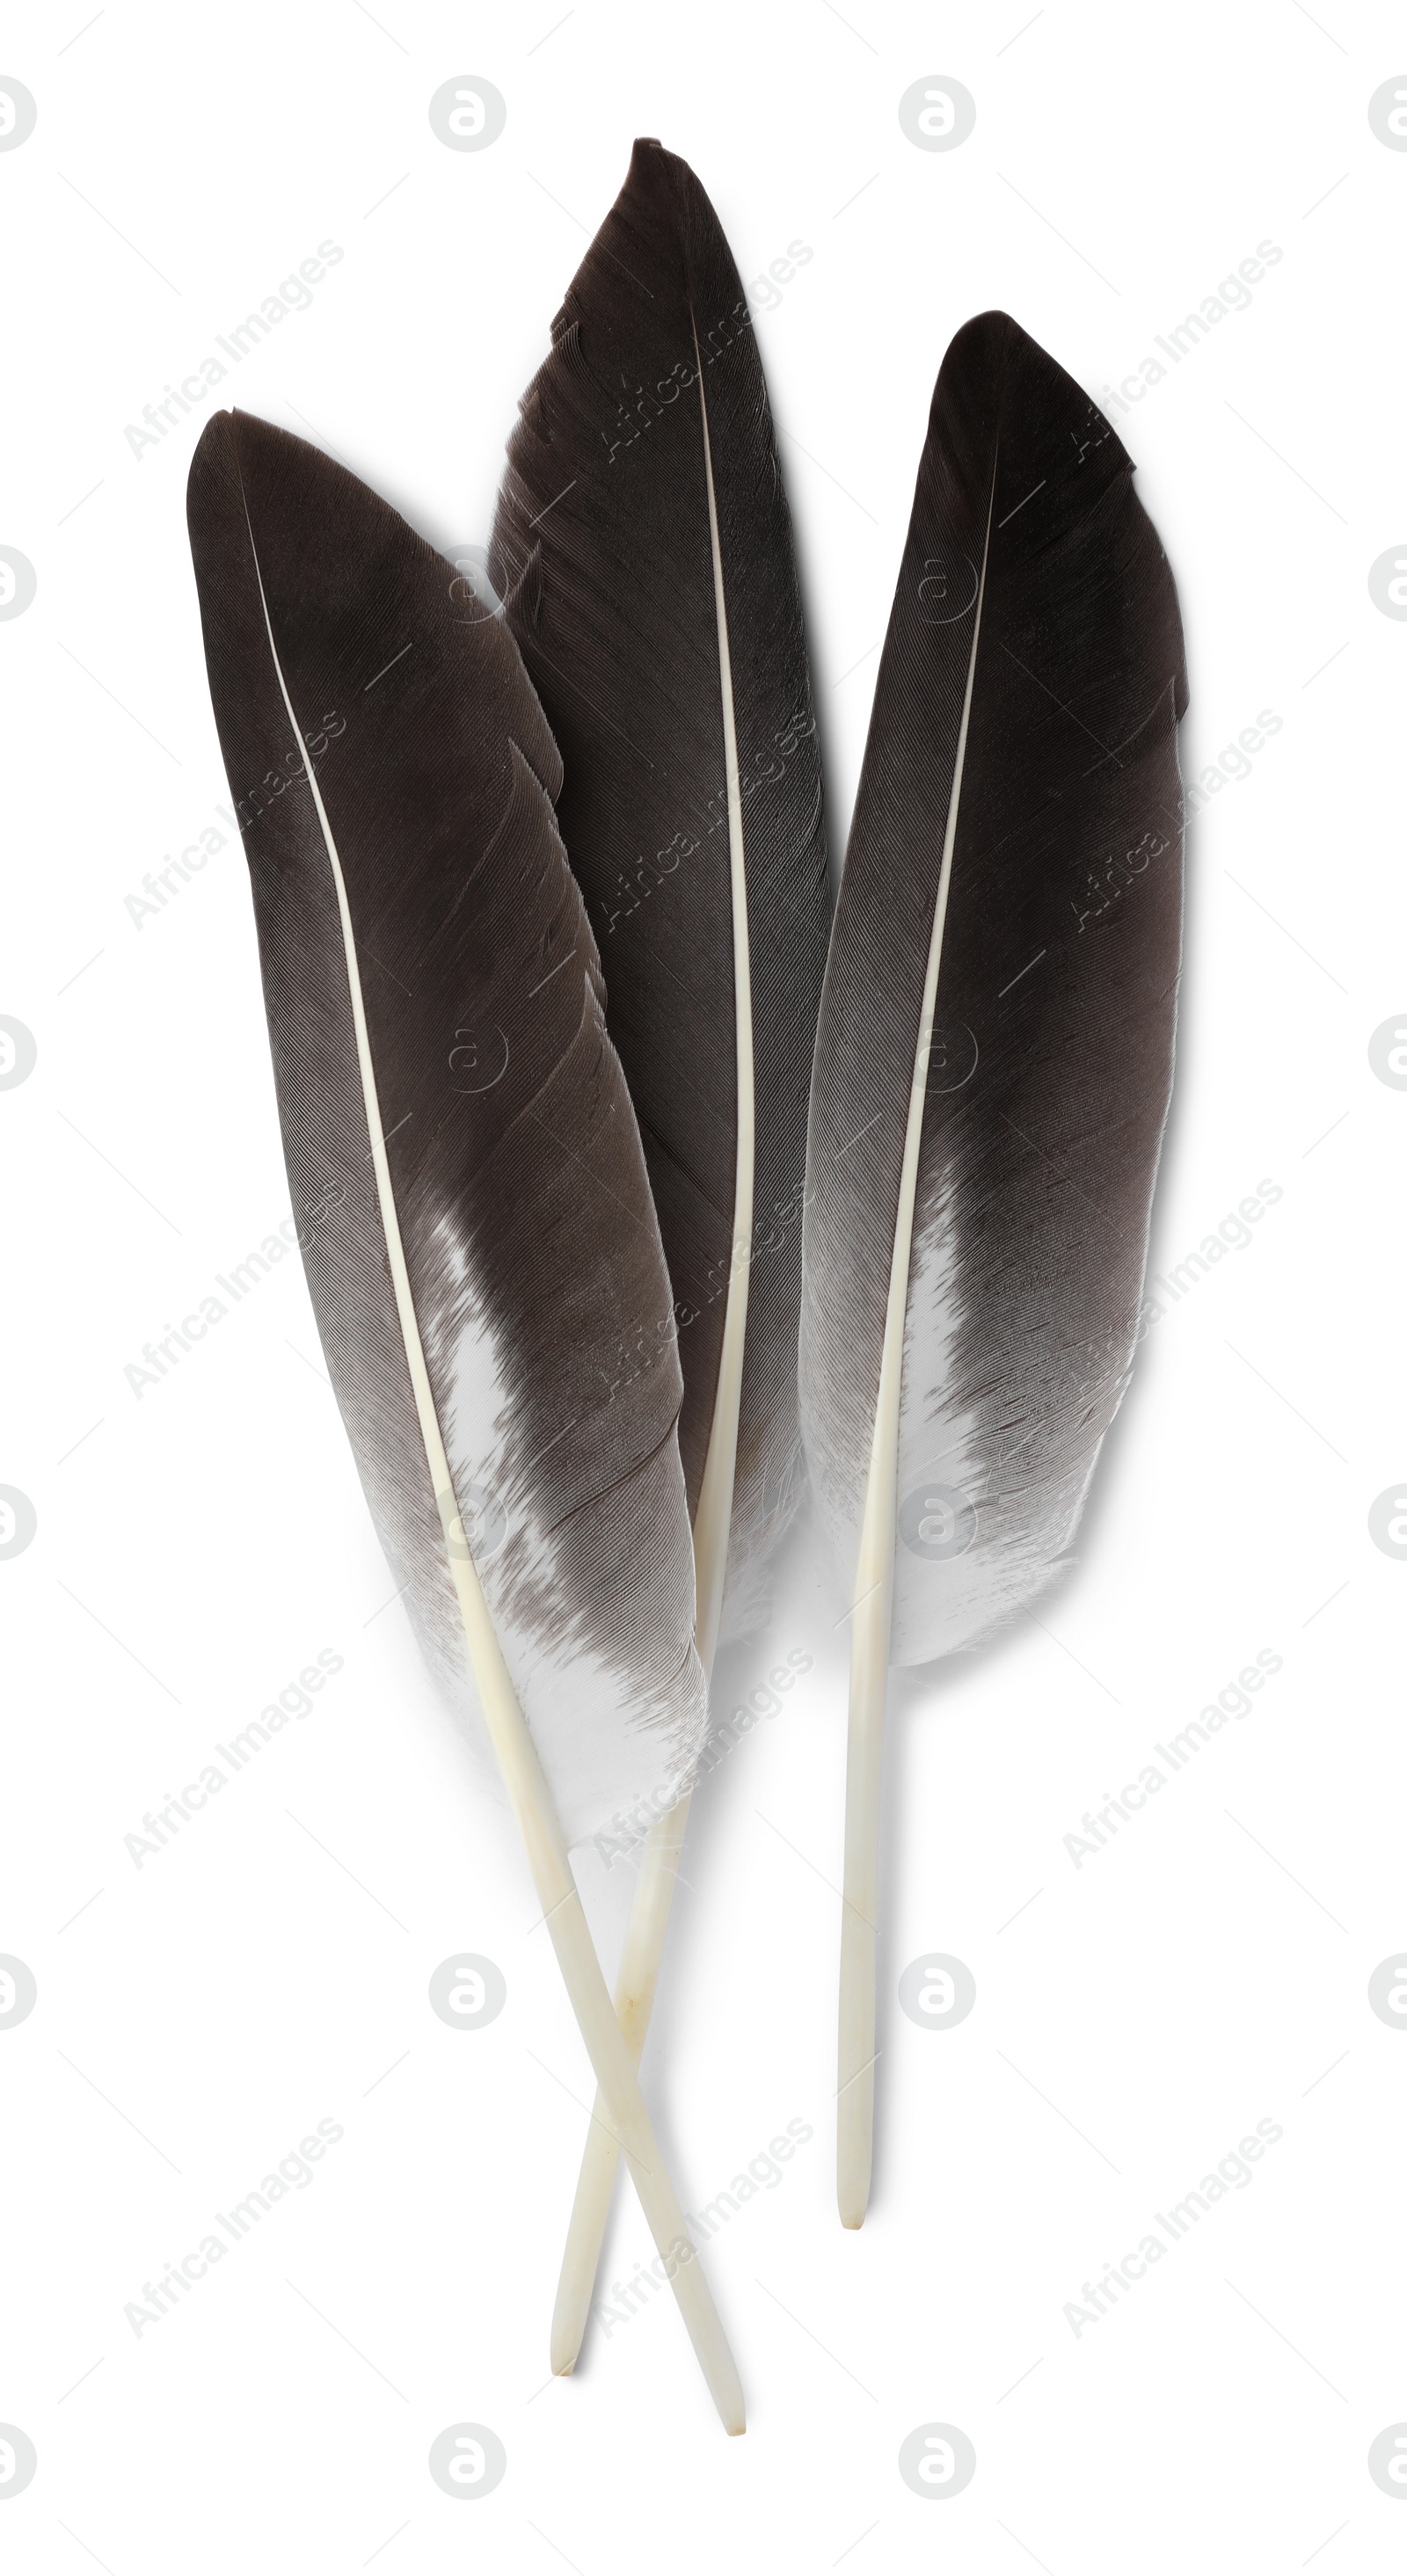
[187,404,287,492]
[186,405,237,526]
[186,407,318,539]
[628,134,671,175]
[622,132,715,225]
[558,136,739,346]
[188,404,404,545]
[937,308,1130,463]
[940,306,1067,382]
[936,309,1185,717]
[189,404,350,509]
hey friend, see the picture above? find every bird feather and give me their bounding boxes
[186,408,710,1848]
[801,312,1186,1662]
[798,314,1186,2222]
[491,137,831,1658]
[490,137,831,2361]
[184,409,747,2429]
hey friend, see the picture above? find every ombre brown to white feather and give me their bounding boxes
[491,141,832,2369]
[186,411,742,2428]
[187,411,707,1847]
[799,315,1187,2223]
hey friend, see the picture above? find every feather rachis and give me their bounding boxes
[244,504,478,1633]
[687,309,755,1674]
[849,469,995,1655]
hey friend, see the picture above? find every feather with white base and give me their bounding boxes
[187,409,743,2427]
[799,316,1187,2224]
[491,140,830,2363]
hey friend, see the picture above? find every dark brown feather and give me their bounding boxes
[187,410,707,1839]
[801,315,1186,1658]
[491,140,831,1621]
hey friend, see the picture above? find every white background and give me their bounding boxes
[4,2,1405,2568]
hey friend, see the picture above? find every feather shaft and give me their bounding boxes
[550,335,755,2366]
[836,1607,884,2225]
[836,486,993,2223]
[550,1786,693,2373]
[685,316,756,1679]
